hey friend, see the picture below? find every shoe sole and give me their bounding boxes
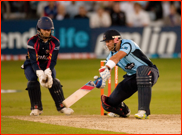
[107,113,119,117]
[134,114,149,119]
[126,109,131,117]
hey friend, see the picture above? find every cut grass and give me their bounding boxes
[1,58,181,134]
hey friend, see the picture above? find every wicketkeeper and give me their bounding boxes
[21,16,74,116]
[94,29,159,119]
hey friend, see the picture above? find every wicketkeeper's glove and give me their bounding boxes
[36,70,48,88]
[44,68,53,88]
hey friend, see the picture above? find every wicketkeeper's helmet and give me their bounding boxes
[100,29,121,42]
[36,16,54,30]
[36,16,54,39]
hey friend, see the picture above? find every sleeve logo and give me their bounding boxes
[122,46,128,50]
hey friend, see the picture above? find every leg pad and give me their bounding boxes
[27,81,43,110]
[48,78,65,111]
[136,66,152,115]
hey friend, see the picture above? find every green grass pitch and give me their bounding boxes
[1,58,181,134]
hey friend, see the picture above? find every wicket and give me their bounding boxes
[100,60,118,115]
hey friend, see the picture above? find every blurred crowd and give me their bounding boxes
[1,1,181,27]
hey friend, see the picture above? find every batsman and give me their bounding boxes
[95,29,159,119]
[21,16,74,116]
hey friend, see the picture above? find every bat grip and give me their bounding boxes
[93,77,102,84]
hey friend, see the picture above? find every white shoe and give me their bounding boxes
[134,110,149,119]
[30,109,43,116]
[108,109,131,118]
[126,109,131,117]
[108,112,119,117]
[60,107,74,115]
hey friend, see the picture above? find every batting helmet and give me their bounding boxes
[36,16,54,30]
[100,29,121,42]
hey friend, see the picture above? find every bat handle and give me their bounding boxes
[93,77,102,84]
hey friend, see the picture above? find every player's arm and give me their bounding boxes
[27,39,49,88]
[27,45,41,71]
[106,43,131,70]
[96,44,131,88]
[95,51,126,89]
[46,40,60,70]
[44,40,60,88]
[44,48,59,88]
[46,48,59,70]
[106,51,127,70]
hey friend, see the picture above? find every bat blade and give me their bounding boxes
[62,81,96,108]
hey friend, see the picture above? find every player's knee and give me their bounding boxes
[26,81,40,90]
[48,78,65,110]
[137,75,152,87]
[101,95,129,118]
[101,95,111,112]
[136,66,152,87]
[51,78,63,89]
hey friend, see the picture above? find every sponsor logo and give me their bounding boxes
[59,27,89,48]
[1,27,89,50]
[112,36,121,38]
[1,28,36,49]
[95,27,177,57]
[38,55,48,60]
[46,50,50,54]
[122,46,128,50]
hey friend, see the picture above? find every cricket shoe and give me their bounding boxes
[125,109,131,117]
[108,112,119,117]
[30,109,43,116]
[120,102,131,117]
[134,110,149,119]
[108,109,131,118]
[60,107,74,115]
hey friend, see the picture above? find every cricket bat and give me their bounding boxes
[62,78,100,108]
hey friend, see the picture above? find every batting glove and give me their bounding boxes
[93,76,106,89]
[99,66,111,82]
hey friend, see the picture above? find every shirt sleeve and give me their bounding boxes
[28,48,41,71]
[48,47,59,70]
[46,39,60,70]
[119,43,132,55]
[27,38,41,72]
